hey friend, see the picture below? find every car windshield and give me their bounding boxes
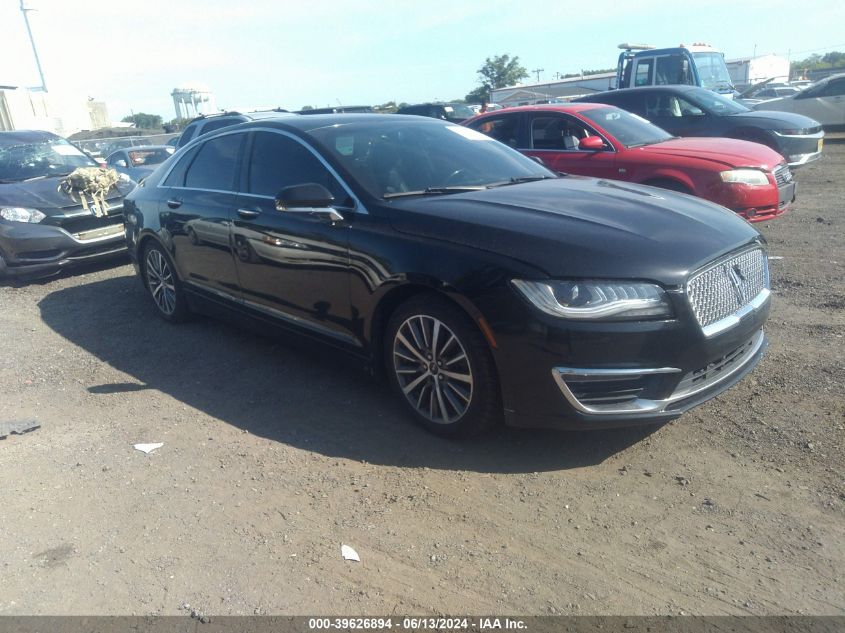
[686,88,750,115]
[578,106,673,148]
[692,52,734,92]
[126,148,172,166]
[443,104,476,119]
[0,137,96,182]
[307,120,555,199]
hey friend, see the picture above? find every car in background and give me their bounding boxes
[298,106,374,115]
[750,73,845,130]
[575,85,824,168]
[175,109,294,148]
[125,114,770,436]
[396,102,476,123]
[465,104,795,222]
[106,145,174,181]
[0,130,135,278]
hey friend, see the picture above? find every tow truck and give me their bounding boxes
[616,43,735,96]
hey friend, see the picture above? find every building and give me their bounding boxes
[490,73,614,107]
[171,84,217,120]
[726,54,790,89]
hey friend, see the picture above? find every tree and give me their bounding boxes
[790,51,845,77]
[300,105,314,111]
[465,54,529,103]
[121,113,163,129]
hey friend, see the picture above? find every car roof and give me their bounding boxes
[0,130,62,147]
[579,85,699,98]
[471,103,613,116]
[203,113,455,135]
[187,110,295,124]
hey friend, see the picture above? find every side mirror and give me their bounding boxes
[275,183,343,222]
[579,136,606,151]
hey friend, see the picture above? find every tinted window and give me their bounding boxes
[820,78,845,97]
[247,131,350,205]
[183,133,243,191]
[605,92,646,115]
[177,125,198,148]
[655,55,689,85]
[162,145,199,186]
[201,118,241,134]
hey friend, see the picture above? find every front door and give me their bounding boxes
[231,130,359,348]
[521,113,617,180]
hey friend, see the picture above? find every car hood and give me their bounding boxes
[388,176,761,285]
[0,175,133,216]
[726,108,821,131]
[638,137,783,169]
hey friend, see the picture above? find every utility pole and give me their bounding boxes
[20,0,48,92]
[532,68,544,83]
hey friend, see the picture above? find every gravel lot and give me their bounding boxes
[0,142,842,617]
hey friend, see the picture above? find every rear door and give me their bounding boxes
[158,131,246,299]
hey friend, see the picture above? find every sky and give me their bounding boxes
[1,0,844,121]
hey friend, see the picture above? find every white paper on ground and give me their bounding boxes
[341,544,360,562]
[133,442,164,454]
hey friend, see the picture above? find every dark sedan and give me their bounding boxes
[125,115,770,436]
[575,85,823,168]
[1,130,135,278]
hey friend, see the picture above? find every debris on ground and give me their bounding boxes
[341,544,360,562]
[133,442,164,454]
[0,420,40,439]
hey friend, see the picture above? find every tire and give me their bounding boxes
[142,241,190,322]
[384,294,502,437]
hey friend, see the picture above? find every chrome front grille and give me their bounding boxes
[687,247,769,335]
[773,164,793,186]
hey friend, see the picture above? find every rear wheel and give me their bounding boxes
[142,241,190,322]
[385,295,501,437]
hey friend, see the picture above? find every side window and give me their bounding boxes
[162,145,199,186]
[183,133,243,191]
[655,56,685,85]
[609,93,646,115]
[471,115,520,147]
[246,132,351,206]
[645,93,697,118]
[820,79,845,97]
[201,118,240,134]
[530,116,600,151]
[634,58,654,87]
[177,125,198,148]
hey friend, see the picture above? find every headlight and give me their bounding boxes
[0,207,46,223]
[720,169,770,185]
[512,279,672,320]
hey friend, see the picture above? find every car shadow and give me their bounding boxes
[38,275,657,473]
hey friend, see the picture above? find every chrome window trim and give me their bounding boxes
[156,127,368,214]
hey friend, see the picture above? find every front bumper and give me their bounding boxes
[772,130,824,168]
[0,219,126,278]
[491,281,770,430]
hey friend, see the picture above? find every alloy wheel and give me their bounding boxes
[145,249,177,316]
[392,315,474,425]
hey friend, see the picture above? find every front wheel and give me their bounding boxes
[385,295,501,437]
[142,241,190,322]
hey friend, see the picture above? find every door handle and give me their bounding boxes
[166,198,182,209]
[237,208,261,219]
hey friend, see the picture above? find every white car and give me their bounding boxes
[753,73,845,128]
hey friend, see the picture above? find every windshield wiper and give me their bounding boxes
[487,175,559,188]
[383,186,487,199]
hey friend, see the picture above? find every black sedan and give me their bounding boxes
[575,85,823,168]
[124,115,770,436]
[1,130,135,278]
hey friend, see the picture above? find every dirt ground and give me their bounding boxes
[0,143,842,617]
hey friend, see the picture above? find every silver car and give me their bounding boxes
[753,73,845,129]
